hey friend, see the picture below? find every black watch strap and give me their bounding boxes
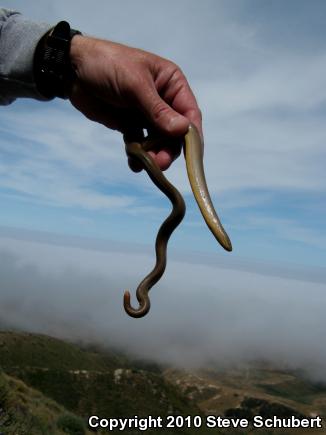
[34,21,82,99]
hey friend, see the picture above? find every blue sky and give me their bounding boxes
[1,0,325,268]
[0,1,326,372]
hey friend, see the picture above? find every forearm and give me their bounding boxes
[0,8,52,105]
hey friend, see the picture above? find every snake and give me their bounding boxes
[123,123,232,318]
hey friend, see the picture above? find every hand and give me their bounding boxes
[69,35,202,171]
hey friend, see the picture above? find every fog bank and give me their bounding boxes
[0,233,325,381]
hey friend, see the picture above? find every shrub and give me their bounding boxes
[56,414,85,435]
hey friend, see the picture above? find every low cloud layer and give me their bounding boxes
[0,233,325,381]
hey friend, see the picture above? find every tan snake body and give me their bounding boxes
[123,123,232,318]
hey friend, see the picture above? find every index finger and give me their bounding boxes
[160,68,203,140]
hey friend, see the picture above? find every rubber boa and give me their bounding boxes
[123,123,232,318]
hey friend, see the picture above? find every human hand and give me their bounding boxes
[69,35,202,171]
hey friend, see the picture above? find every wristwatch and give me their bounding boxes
[34,21,82,99]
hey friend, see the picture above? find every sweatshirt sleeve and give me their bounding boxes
[0,8,52,105]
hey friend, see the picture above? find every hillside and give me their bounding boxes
[165,365,326,434]
[0,330,326,434]
[0,370,89,435]
[0,330,125,371]
[0,330,203,434]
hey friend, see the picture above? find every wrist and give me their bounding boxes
[70,35,104,77]
[69,33,88,65]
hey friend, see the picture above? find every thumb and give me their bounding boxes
[137,86,189,136]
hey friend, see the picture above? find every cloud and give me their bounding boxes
[168,52,326,197]
[0,102,142,210]
[0,234,325,380]
[242,215,326,250]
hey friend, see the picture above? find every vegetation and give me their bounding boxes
[0,370,88,434]
[225,396,306,420]
[1,330,326,435]
[0,331,121,371]
[260,379,326,405]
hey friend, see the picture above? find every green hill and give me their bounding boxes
[0,330,123,371]
[1,330,326,435]
[0,330,203,435]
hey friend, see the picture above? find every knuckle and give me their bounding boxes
[151,100,169,120]
[168,63,184,80]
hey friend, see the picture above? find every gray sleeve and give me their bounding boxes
[0,8,53,105]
